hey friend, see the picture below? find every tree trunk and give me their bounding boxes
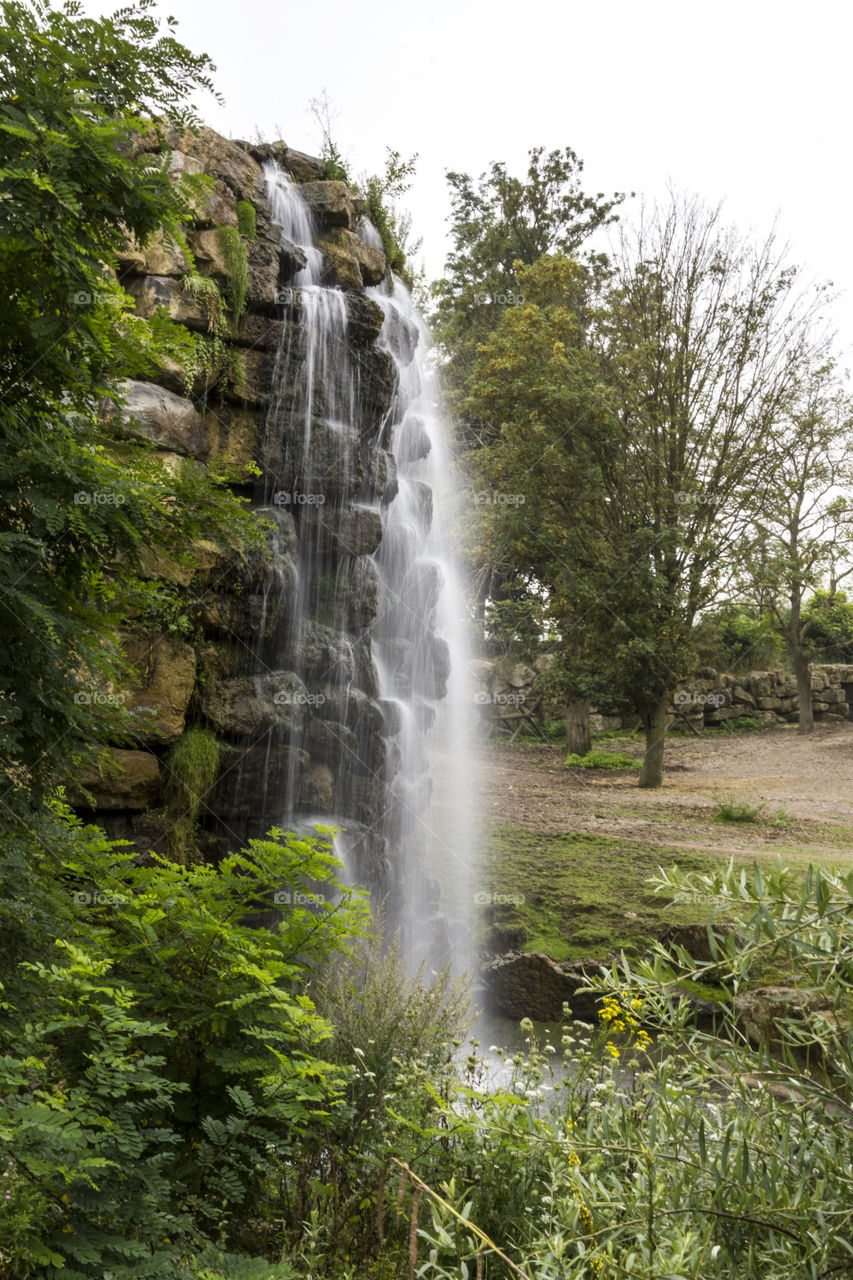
[638,693,671,788]
[794,646,814,734]
[790,587,814,734]
[565,699,591,756]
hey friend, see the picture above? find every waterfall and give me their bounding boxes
[253,163,476,973]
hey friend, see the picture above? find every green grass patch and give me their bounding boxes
[713,794,766,823]
[565,749,639,770]
[477,824,731,964]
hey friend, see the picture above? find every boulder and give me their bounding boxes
[121,636,196,745]
[280,147,327,182]
[734,986,831,1046]
[108,379,209,458]
[246,230,284,309]
[124,273,217,332]
[482,952,600,1022]
[187,227,232,284]
[297,180,355,229]
[117,227,189,277]
[70,749,161,811]
[345,292,385,346]
[200,403,262,469]
[164,128,263,200]
[316,236,362,291]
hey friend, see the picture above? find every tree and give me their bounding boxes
[431,145,624,447]
[739,363,853,731]
[469,195,829,786]
[0,1,259,804]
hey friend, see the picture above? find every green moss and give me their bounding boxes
[215,225,249,325]
[164,727,221,863]
[236,200,257,241]
[477,824,735,964]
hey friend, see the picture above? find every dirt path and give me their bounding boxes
[474,723,853,864]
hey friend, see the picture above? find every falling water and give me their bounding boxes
[255,163,476,973]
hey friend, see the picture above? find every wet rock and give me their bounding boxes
[208,741,309,837]
[315,556,380,631]
[395,414,432,464]
[299,504,383,558]
[345,292,386,346]
[300,761,336,811]
[265,418,362,503]
[362,447,398,505]
[201,672,311,738]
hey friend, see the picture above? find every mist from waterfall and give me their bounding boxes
[259,164,477,975]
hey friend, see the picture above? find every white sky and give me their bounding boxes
[90,0,853,350]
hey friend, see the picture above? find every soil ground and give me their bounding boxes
[470,723,853,961]
[476,722,853,860]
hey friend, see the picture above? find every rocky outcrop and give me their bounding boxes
[68,122,410,878]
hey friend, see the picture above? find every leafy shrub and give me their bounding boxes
[394,861,853,1280]
[0,804,367,1277]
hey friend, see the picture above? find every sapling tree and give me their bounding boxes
[739,362,853,731]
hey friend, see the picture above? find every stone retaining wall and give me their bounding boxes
[471,657,853,734]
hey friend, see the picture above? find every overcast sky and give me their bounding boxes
[91,0,853,350]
